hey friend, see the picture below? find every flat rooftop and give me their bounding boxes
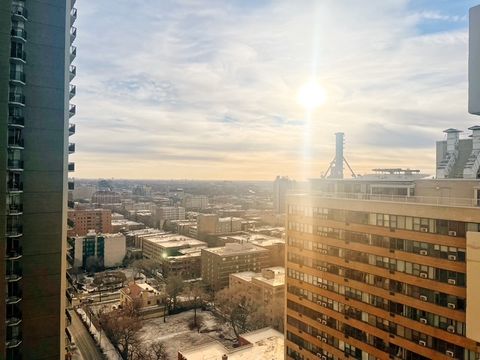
[178,327,284,360]
[221,233,284,247]
[143,234,206,248]
[203,243,269,256]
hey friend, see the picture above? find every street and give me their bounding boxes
[68,309,104,360]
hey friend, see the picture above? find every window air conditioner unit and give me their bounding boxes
[321,319,327,325]
[448,254,457,261]
[317,317,322,322]
[321,314,328,320]
[446,350,455,358]
[321,250,328,255]
[420,272,428,279]
[322,285,328,290]
[322,337,327,343]
[322,356,327,360]
[419,250,428,256]
[420,227,428,233]
[448,278,456,285]
[447,302,456,309]
[419,340,426,347]
[448,231,457,236]
[322,267,328,272]
[316,353,322,357]
[420,295,428,301]
[322,302,328,307]
[317,335,322,340]
[420,318,427,324]
[447,325,455,334]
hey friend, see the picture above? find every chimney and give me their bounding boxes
[443,128,462,153]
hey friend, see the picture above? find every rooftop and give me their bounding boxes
[203,242,269,256]
[178,327,284,360]
[220,233,284,247]
[143,234,206,248]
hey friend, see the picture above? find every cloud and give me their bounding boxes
[71,0,477,180]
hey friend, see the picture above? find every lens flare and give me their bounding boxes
[297,80,326,110]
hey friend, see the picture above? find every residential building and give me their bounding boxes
[182,194,208,210]
[273,175,293,213]
[197,214,242,237]
[72,185,96,201]
[141,233,206,263]
[220,233,285,266]
[0,0,76,358]
[161,248,203,280]
[67,208,112,236]
[111,219,144,232]
[125,228,167,248]
[178,327,284,360]
[285,177,480,360]
[120,282,163,309]
[201,243,270,290]
[72,232,126,269]
[229,267,285,331]
[156,206,185,228]
[91,190,121,205]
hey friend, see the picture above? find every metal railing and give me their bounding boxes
[10,48,26,62]
[10,28,27,40]
[10,71,25,83]
[11,5,28,19]
[8,93,25,105]
[293,191,480,208]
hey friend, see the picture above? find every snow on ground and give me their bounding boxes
[76,308,122,360]
[137,309,233,359]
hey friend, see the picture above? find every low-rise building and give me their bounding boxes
[182,194,208,210]
[156,206,185,228]
[229,267,285,331]
[201,243,270,290]
[178,327,284,360]
[73,232,126,269]
[111,219,145,232]
[120,282,163,309]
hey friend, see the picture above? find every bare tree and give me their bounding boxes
[183,282,207,329]
[165,275,184,312]
[131,259,158,282]
[98,304,142,359]
[215,287,267,339]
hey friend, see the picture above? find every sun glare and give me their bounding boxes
[297,80,327,110]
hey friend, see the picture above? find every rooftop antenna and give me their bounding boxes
[323,132,356,179]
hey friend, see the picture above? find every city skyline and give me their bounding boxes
[75,0,478,180]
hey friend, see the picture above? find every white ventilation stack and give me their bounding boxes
[436,128,461,178]
[463,125,480,178]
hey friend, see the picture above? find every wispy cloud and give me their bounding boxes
[72,0,478,180]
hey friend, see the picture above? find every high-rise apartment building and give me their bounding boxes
[285,176,480,360]
[0,0,77,359]
[273,176,293,214]
[67,208,112,236]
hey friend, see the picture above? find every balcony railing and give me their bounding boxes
[67,218,75,228]
[69,65,76,81]
[11,5,28,20]
[70,46,76,62]
[68,181,75,191]
[69,123,75,136]
[6,246,22,260]
[6,225,23,237]
[6,292,22,305]
[8,136,24,149]
[6,204,23,215]
[10,71,25,84]
[68,163,75,172]
[69,84,76,99]
[10,28,27,41]
[7,160,24,171]
[68,143,75,154]
[6,269,23,282]
[70,26,77,42]
[8,93,25,106]
[68,199,75,208]
[69,104,76,118]
[10,48,26,62]
[8,115,24,127]
[6,336,22,349]
[71,8,77,24]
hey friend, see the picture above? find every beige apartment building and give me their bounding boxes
[201,242,270,290]
[229,267,285,331]
[285,176,480,360]
[221,233,285,266]
[67,208,112,236]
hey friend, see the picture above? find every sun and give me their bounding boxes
[297,80,327,110]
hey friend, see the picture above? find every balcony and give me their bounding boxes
[10,71,25,85]
[69,123,75,136]
[8,136,24,149]
[68,162,75,172]
[8,93,25,106]
[7,178,23,191]
[10,28,26,41]
[68,199,75,208]
[6,246,22,260]
[67,218,75,229]
[6,336,22,349]
[69,65,76,81]
[10,48,26,62]
[6,204,23,216]
[11,5,28,20]
[68,143,75,154]
[6,307,22,327]
[69,84,76,99]
[6,292,22,305]
[6,225,23,238]
[6,269,23,282]
[68,180,75,191]
[7,160,23,172]
[70,26,77,43]
[69,104,76,118]
[71,8,77,24]
[70,45,76,62]
[66,309,72,325]
[8,115,24,128]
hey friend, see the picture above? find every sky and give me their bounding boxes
[73,0,480,180]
